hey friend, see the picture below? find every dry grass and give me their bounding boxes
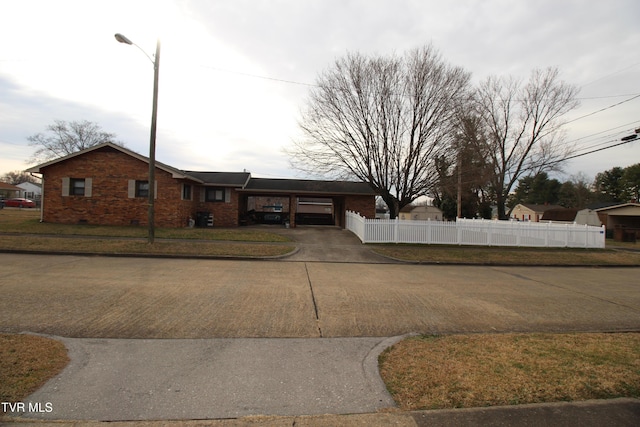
[379,333,640,410]
[0,209,290,242]
[0,235,294,257]
[0,334,69,402]
[372,245,640,265]
[0,208,295,257]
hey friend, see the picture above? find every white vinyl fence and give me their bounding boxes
[346,211,606,248]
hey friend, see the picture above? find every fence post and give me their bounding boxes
[583,224,588,248]
[394,217,399,244]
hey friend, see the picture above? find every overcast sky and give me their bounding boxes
[1,0,639,184]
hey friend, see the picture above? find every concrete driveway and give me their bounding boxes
[1,253,639,338]
[270,225,396,263]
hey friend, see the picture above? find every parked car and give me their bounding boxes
[3,198,36,208]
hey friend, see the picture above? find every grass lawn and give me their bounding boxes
[2,209,639,264]
[0,208,294,257]
[0,208,290,242]
[372,244,640,265]
[0,334,69,402]
[379,332,640,410]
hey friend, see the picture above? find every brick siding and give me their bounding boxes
[42,147,181,227]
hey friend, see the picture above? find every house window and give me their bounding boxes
[136,181,149,198]
[182,184,192,200]
[70,178,85,196]
[62,177,92,197]
[206,188,225,202]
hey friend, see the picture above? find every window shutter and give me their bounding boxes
[85,178,93,197]
[200,188,205,202]
[61,177,70,197]
[128,180,135,198]
[225,188,231,203]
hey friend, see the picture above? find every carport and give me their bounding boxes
[595,202,640,240]
[238,178,376,228]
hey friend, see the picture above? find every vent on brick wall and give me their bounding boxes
[130,219,140,226]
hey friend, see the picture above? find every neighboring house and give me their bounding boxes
[26,142,376,228]
[17,181,42,200]
[0,181,21,199]
[510,203,563,222]
[399,205,443,221]
[593,202,640,240]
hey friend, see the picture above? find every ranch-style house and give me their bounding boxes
[26,142,376,228]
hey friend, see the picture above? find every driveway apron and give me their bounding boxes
[272,225,397,263]
[21,336,402,421]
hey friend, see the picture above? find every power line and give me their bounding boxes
[199,65,317,87]
[577,93,640,100]
[562,137,637,163]
[564,93,640,125]
[579,61,640,88]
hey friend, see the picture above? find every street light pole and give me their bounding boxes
[115,33,160,244]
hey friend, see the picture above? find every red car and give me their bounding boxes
[4,198,36,208]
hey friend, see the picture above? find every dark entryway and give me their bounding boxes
[296,197,334,225]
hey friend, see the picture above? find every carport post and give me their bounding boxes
[289,194,297,228]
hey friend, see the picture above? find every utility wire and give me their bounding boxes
[557,138,637,163]
[199,65,317,87]
[564,93,640,125]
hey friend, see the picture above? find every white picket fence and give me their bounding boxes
[346,211,606,248]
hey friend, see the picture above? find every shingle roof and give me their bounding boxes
[0,182,22,191]
[594,202,640,212]
[520,203,564,212]
[541,208,578,221]
[26,142,196,181]
[242,178,376,195]
[183,171,251,187]
[24,142,375,195]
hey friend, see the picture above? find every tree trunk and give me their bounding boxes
[382,194,400,219]
[496,192,508,220]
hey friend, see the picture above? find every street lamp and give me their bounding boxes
[115,33,161,244]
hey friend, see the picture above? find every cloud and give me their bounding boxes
[1,0,638,181]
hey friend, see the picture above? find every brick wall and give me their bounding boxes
[41,146,189,227]
[192,186,241,227]
[345,195,375,218]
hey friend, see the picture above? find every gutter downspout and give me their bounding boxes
[30,172,43,222]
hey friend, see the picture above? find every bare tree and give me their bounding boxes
[474,68,580,219]
[1,170,40,185]
[27,120,119,164]
[288,45,470,218]
[436,111,494,219]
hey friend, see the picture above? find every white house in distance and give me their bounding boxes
[17,182,42,200]
[510,203,563,222]
[399,204,443,221]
